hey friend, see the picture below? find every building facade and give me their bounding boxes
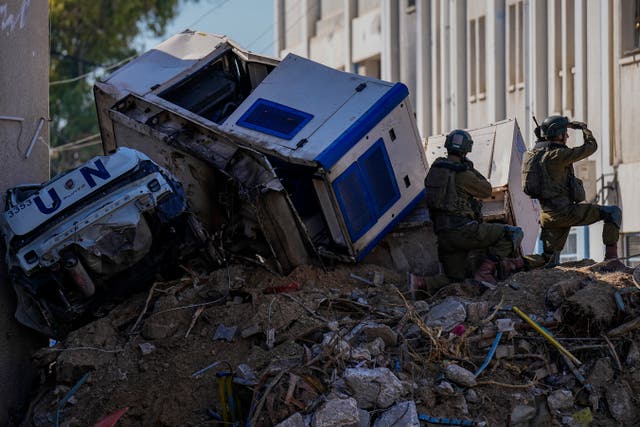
[274,0,640,264]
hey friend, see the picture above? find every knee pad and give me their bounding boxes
[505,225,524,249]
[600,206,622,228]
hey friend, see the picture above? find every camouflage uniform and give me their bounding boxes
[535,133,621,255]
[427,156,518,281]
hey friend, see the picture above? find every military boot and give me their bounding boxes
[592,244,627,272]
[544,251,561,269]
[407,273,450,299]
[474,258,498,288]
[605,244,618,260]
[499,257,526,279]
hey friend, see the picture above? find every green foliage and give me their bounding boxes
[49,0,192,173]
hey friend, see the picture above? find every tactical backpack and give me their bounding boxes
[522,149,566,200]
[521,149,547,199]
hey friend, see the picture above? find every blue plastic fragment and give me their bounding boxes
[418,413,476,425]
[393,357,401,372]
[55,372,89,427]
[207,409,222,420]
[474,331,503,377]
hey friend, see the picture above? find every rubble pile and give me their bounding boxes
[20,260,640,426]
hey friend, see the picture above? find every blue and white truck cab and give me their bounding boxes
[94,31,429,271]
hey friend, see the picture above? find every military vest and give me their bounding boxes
[425,157,480,231]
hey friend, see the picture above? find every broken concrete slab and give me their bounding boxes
[561,283,619,333]
[424,298,466,332]
[361,322,398,346]
[311,397,360,427]
[547,389,573,413]
[495,345,515,359]
[276,412,306,427]
[587,358,614,391]
[435,381,455,396]
[235,363,258,385]
[343,367,404,409]
[605,381,639,425]
[444,364,477,388]
[357,409,370,427]
[516,339,532,354]
[213,324,238,341]
[510,405,536,426]
[138,342,156,355]
[465,301,489,322]
[362,337,385,357]
[625,341,640,367]
[545,278,582,308]
[240,324,261,338]
[465,389,480,404]
[372,401,419,427]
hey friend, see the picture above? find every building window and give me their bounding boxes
[478,16,486,94]
[560,232,578,262]
[636,0,640,49]
[468,16,486,103]
[548,0,574,116]
[625,233,640,267]
[622,0,640,54]
[507,2,524,92]
[469,19,477,101]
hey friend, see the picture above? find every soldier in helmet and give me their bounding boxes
[523,115,622,267]
[420,129,526,288]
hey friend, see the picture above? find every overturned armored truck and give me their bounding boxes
[94,31,428,273]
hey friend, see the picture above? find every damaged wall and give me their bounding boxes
[0,0,50,190]
[0,1,50,424]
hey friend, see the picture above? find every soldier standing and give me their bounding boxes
[423,129,526,286]
[522,115,622,267]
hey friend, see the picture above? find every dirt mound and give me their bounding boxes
[16,260,640,426]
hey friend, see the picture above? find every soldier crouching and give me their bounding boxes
[422,129,526,288]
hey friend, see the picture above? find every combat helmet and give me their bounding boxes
[444,129,473,154]
[537,115,570,140]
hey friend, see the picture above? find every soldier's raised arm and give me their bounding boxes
[554,123,598,165]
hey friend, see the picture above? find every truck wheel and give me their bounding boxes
[0,243,46,425]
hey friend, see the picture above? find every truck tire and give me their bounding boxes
[0,243,45,425]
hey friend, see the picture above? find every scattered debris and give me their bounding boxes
[547,389,574,413]
[17,259,640,426]
[373,400,419,426]
[312,397,360,427]
[444,364,477,388]
[425,298,467,332]
[343,367,405,409]
[213,324,238,342]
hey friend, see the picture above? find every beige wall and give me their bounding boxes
[0,2,50,423]
[0,0,49,191]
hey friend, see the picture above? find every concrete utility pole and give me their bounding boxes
[0,1,50,424]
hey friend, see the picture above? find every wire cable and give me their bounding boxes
[50,133,101,153]
[50,55,137,86]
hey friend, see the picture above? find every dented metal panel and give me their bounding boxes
[95,31,279,154]
[221,54,393,159]
[106,95,311,273]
